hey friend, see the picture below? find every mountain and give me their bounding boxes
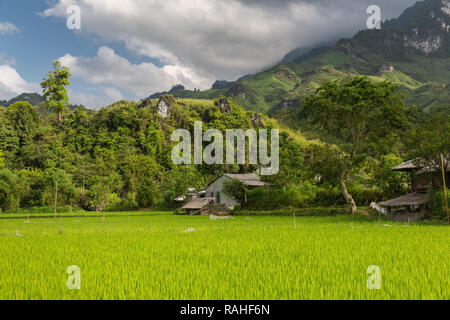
[151,0,449,114]
[0,93,43,107]
[280,44,332,64]
[148,74,253,100]
[0,92,84,110]
[236,0,450,113]
[149,84,187,99]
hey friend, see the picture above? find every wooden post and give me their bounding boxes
[54,181,58,220]
[294,212,296,230]
[441,156,449,224]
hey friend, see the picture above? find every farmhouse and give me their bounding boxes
[378,158,449,221]
[204,173,267,207]
[180,173,267,215]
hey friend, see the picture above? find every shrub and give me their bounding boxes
[245,185,384,210]
[429,188,450,219]
[3,206,84,214]
[104,199,139,212]
[233,206,348,216]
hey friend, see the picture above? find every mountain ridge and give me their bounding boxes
[145,0,449,114]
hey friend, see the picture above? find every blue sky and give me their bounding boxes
[0,0,417,108]
[0,0,165,106]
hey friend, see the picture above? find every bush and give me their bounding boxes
[245,185,384,210]
[104,200,139,212]
[246,183,318,210]
[429,188,450,219]
[233,206,348,216]
[3,206,84,214]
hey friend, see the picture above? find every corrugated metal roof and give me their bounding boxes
[181,197,214,210]
[378,193,428,207]
[223,173,267,187]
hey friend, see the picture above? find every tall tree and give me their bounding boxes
[303,76,407,214]
[406,108,450,176]
[406,108,450,222]
[41,61,71,124]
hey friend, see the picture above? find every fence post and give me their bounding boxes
[294,212,296,230]
[441,156,449,224]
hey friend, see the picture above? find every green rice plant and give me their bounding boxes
[0,212,448,300]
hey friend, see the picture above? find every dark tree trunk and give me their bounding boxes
[339,176,357,214]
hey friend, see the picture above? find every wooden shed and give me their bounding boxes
[181,197,214,215]
[378,157,449,221]
[378,193,429,222]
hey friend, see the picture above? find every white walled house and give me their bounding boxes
[204,174,267,208]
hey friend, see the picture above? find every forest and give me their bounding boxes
[0,62,448,220]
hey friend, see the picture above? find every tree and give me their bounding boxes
[42,168,76,208]
[406,108,450,222]
[41,61,71,124]
[0,169,31,211]
[223,179,247,205]
[4,101,39,168]
[374,154,407,198]
[136,177,160,208]
[0,151,4,169]
[406,108,450,177]
[303,76,407,214]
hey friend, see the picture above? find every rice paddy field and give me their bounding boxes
[0,212,448,300]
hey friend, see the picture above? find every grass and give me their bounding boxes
[0,210,166,219]
[0,212,448,300]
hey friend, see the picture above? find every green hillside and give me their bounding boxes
[0,93,43,108]
[157,0,449,114]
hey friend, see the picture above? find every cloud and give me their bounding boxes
[0,22,20,35]
[0,53,16,65]
[59,46,212,97]
[42,0,413,87]
[0,65,40,100]
[41,0,419,101]
[67,88,119,109]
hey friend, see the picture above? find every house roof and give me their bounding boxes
[378,193,429,207]
[181,197,214,210]
[223,173,267,187]
[392,159,422,171]
[392,158,450,173]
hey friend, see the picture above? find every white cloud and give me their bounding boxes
[0,22,20,35]
[0,65,40,100]
[101,87,124,101]
[43,0,376,87]
[43,0,418,98]
[59,46,211,97]
[67,88,118,109]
